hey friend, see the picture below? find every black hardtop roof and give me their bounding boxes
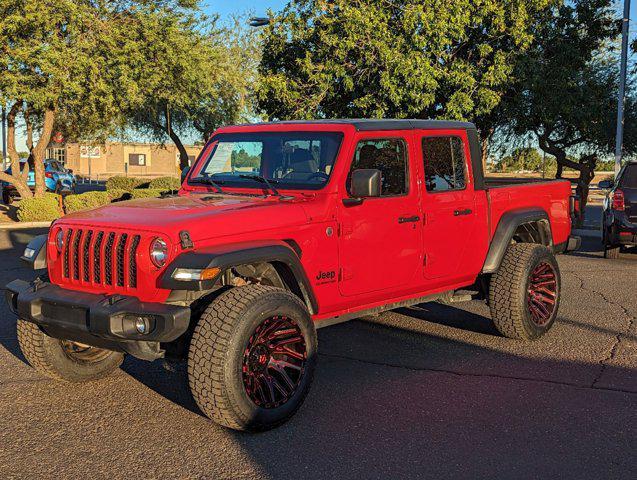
[238,119,477,132]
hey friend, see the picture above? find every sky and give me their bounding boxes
[202,0,286,19]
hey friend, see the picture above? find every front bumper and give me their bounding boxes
[5,279,190,360]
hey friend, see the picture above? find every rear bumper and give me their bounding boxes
[5,279,190,360]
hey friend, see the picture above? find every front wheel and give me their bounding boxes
[188,285,317,432]
[16,319,124,382]
[489,243,561,340]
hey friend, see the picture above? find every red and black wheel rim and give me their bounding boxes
[527,262,558,326]
[242,315,307,409]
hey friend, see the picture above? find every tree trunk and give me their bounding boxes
[31,107,56,197]
[0,102,32,200]
[164,108,190,170]
[572,154,597,229]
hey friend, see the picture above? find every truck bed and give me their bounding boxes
[484,178,573,248]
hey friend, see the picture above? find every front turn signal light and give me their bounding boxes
[171,267,221,282]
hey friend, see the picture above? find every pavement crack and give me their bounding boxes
[567,271,636,388]
[319,352,637,396]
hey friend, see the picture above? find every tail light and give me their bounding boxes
[612,189,625,211]
[45,172,53,179]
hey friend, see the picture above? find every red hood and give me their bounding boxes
[58,193,312,242]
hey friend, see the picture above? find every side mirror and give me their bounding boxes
[181,166,191,183]
[598,179,613,189]
[344,169,381,206]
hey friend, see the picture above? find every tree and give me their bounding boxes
[256,0,555,168]
[499,0,629,224]
[0,1,197,197]
[120,10,259,170]
[494,147,544,172]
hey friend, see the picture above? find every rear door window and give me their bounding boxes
[421,136,466,192]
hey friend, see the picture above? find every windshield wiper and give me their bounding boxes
[190,174,224,194]
[239,174,280,196]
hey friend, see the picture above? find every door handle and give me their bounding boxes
[398,215,420,224]
[453,209,472,216]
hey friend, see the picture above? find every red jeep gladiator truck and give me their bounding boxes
[5,119,580,431]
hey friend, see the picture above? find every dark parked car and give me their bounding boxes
[599,161,637,258]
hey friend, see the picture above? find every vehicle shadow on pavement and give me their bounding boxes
[397,302,501,336]
[119,358,203,416]
[223,320,637,480]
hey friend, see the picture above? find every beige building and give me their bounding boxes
[46,142,203,178]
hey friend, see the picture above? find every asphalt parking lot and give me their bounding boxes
[0,227,635,479]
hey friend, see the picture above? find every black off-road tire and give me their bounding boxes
[16,319,124,382]
[489,243,561,341]
[188,285,317,432]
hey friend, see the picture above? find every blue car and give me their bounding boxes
[1,158,76,204]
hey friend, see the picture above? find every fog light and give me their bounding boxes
[134,316,150,334]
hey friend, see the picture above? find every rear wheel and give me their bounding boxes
[489,243,561,340]
[16,319,124,382]
[604,245,621,259]
[188,285,317,432]
[2,189,12,205]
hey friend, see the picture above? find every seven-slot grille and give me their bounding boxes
[60,228,142,289]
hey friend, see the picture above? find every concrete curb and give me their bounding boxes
[0,221,52,230]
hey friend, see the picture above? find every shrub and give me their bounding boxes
[105,176,146,191]
[64,191,111,213]
[129,188,166,199]
[17,193,63,222]
[148,176,181,190]
[107,188,129,202]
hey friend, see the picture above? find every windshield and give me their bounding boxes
[190,131,344,191]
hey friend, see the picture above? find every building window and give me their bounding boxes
[422,136,466,192]
[46,147,66,164]
[129,153,146,166]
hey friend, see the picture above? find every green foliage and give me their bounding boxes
[257,0,552,132]
[148,176,182,190]
[500,1,625,166]
[493,148,544,172]
[129,188,167,199]
[17,193,62,222]
[63,192,111,214]
[106,176,147,192]
[119,11,260,168]
[106,188,129,202]
[231,149,260,169]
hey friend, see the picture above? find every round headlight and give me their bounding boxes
[55,229,64,252]
[150,237,168,268]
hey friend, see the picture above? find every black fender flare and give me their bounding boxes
[481,208,551,274]
[160,240,318,314]
[21,234,48,270]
